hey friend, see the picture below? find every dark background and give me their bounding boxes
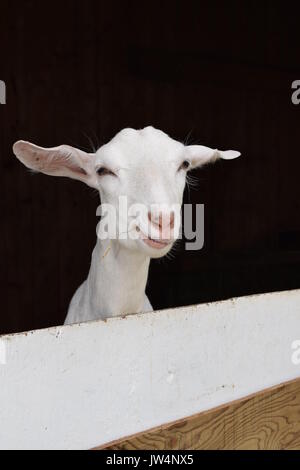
[0,0,300,334]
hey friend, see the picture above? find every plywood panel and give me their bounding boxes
[104,379,300,450]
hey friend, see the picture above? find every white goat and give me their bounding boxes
[13,126,240,325]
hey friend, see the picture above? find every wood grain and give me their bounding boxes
[101,379,300,450]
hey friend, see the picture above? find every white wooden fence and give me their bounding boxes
[0,289,300,450]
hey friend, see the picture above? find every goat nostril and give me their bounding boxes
[169,212,175,229]
[148,211,158,227]
[158,213,163,229]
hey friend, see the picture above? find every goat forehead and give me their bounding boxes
[96,126,184,167]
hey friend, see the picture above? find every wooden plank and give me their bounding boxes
[103,378,300,450]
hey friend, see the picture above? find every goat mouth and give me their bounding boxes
[140,233,172,249]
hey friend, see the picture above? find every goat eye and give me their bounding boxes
[179,160,190,171]
[96,167,116,177]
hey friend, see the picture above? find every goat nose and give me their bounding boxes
[148,211,175,229]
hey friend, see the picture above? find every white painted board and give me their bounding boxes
[0,289,300,450]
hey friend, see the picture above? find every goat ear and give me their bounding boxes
[185,145,241,169]
[13,141,98,188]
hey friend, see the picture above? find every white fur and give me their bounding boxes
[13,126,241,324]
